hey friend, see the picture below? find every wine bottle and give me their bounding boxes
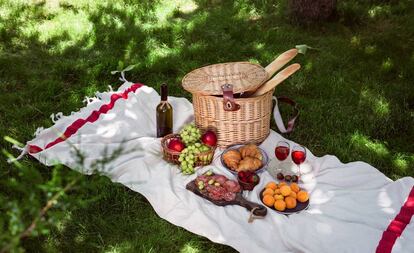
[156,83,173,137]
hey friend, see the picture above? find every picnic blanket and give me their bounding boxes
[14,80,414,253]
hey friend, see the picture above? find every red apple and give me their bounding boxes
[168,138,185,152]
[201,130,217,147]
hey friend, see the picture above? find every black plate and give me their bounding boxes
[259,188,309,215]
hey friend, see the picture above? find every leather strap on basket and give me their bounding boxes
[273,96,299,134]
[222,84,240,111]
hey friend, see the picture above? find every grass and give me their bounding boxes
[1,0,413,252]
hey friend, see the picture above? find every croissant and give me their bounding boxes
[223,150,241,170]
[237,157,262,172]
[239,144,262,160]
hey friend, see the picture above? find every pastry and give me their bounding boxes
[222,150,241,170]
[239,144,262,160]
[237,157,262,171]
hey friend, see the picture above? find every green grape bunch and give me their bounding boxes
[179,123,201,146]
[177,123,210,175]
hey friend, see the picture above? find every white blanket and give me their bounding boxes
[20,81,414,253]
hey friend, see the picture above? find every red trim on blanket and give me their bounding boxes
[28,83,143,154]
[376,186,414,253]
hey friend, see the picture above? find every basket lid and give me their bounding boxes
[182,62,268,96]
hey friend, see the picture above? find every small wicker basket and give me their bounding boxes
[161,134,216,166]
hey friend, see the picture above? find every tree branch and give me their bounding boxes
[1,176,80,253]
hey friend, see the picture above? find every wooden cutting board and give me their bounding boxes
[186,180,267,217]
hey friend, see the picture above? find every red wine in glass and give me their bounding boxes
[275,141,290,161]
[291,145,306,177]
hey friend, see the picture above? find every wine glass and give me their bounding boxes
[275,141,290,161]
[291,145,306,177]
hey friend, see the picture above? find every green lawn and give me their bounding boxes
[1,0,413,252]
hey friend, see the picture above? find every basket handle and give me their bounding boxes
[272,96,299,133]
[222,84,240,111]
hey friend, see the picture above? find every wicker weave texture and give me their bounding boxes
[161,134,216,166]
[193,90,273,147]
[182,62,268,96]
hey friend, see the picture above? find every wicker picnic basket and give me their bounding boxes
[182,62,276,148]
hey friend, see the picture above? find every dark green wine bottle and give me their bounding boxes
[156,83,173,137]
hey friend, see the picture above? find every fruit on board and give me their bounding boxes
[290,183,300,193]
[265,182,278,190]
[168,138,186,152]
[274,200,286,211]
[262,188,274,197]
[201,130,217,147]
[297,191,309,203]
[262,195,275,207]
[285,197,297,209]
[195,171,241,201]
[280,185,292,197]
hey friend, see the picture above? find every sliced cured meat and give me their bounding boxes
[196,172,240,201]
[212,175,227,185]
[207,185,226,201]
[223,180,241,193]
[223,191,236,201]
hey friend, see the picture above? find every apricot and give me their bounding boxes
[289,191,297,199]
[274,200,286,211]
[297,191,309,203]
[263,195,275,207]
[285,197,297,209]
[265,182,278,190]
[274,188,281,195]
[278,182,287,187]
[290,183,300,193]
[274,194,284,201]
[280,185,292,197]
[262,188,274,197]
